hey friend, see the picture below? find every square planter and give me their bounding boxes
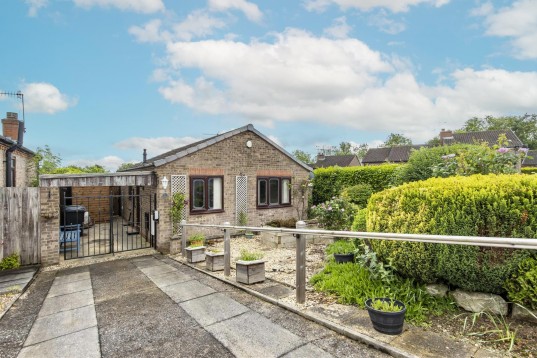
[186,246,206,263]
[236,260,265,284]
[205,252,224,271]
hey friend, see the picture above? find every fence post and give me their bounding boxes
[181,220,187,257]
[296,220,307,304]
[223,222,231,277]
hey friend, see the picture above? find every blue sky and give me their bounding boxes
[1,0,536,170]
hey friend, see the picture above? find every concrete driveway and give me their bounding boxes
[0,255,388,358]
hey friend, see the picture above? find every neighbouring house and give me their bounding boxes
[312,154,361,168]
[1,112,35,187]
[362,129,525,166]
[522,150,537,167]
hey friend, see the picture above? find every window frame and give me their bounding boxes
[256,176,292,209]
[189,176,224,214]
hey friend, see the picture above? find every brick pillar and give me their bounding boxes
[40,187,60,266]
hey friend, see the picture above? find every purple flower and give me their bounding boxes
[497,147,509,153]
[518,147,529,153]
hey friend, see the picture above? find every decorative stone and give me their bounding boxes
[425,284,449,298]
[451,289,508,315]
[236,260,265,284]
[205,252,224,271]
[186,246,206,263]
[511,304,537,324]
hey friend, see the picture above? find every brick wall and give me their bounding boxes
[154,130,310,254]
[0,143,35,187]
[40,187,60,266]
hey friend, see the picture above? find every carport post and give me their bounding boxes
[296,220,307,304]
[181,220,187,257]
[223,222,231,277]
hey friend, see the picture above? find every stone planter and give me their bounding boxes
[236,260,265,284]
[205,252,224,271]
[186,246,206,263]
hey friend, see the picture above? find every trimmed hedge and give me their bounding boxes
[312,164,399,204]
[367,174,537,293]
[522,167,537,175]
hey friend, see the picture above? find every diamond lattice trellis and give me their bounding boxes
[235,176,248,224]
[171,175,187,235]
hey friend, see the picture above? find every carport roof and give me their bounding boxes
[39,171,155,187]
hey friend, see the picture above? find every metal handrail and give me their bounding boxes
[180,220,537,304]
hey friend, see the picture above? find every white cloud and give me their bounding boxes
[368,10,406,34]
[324,17,352,39]
[304,0,449,13]
[129,19,171,43]
[23,82,76,114]
[25,0,48,17]
[155,29,537,143]
[208,0,262,22]
[67,156,125,172]
[115,136,201,155]
[73,0,164,13]
[173,10,227,41]
[474,0,537,59]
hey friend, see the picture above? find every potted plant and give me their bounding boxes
[238,211,254,239]
[326,240,356,263]
[365,298,406,335]
[236,249,265,284]
[205,248,224,271]
[186,233,206,263]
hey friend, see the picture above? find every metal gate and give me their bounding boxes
[59,191,157,260]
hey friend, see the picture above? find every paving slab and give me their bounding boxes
[38,289,94,317]
[24,304,97,346]
[130,258,168,269]
[138,264,177,278]
[205,310,305,358]
[147,270,192,288]
[313,332,389,358]
[180,292,249,326]
[0,271,36,284]
[161,280,215,303]
[52,271,90,284]
[390,328,475,358]
[0,280,29,292]
[18,327,100,358]
[281,343,334,358]
[47,279,92,298]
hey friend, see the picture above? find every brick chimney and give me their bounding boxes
[2,112,20,142]
[439,128,454,146]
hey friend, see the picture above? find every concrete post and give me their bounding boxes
[224,221,231,277]
[181,219,187,257]
[296,220,307,304]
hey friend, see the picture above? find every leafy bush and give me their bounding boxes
[188,233,205,247]
[310,262,454,325]
[238,249,264,261]
[325,240,356,255]
[312,165,399,204]
[340,183,374,207]
[368,174,537,293]
[0,253,20,271]
[522,167,537,175]
[505,256,537,310]
[310,197,358,231]
[352,208,367,232]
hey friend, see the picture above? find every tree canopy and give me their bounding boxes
[382,133,412,147]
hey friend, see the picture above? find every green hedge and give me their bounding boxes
[367,174,537,293]
[522,167,537,175]
[312,164,399,204]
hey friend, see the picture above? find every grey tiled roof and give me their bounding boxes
[522,150,537,167]
[446,130,523,147]
[362,146,424,164]
[362,147,391,164]
[0,135,35,155]
[313,155,359,168]
[121,124,312,172]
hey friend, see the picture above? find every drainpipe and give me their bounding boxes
[4,115,24,187]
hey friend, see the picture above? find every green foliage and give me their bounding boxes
[382,133,412,147]
[238,249,264,261]
[352,208,367,232]
[188,233,205,247]
[310,262,455,325]
[325,240,356,255]
[237,211,248,226]
[505,256,537,310]
[264,218,297,228]
[340,183,374,207]
[367,174,537,293]
[462,311,517,352]
[292,150,313,165]
[368,299,404,312]
[312,165,399,204]
[171,192,186,235]
[0,253,20,271]
[116,162,137,172]
[522,167,537,175]
[310,197,358,231]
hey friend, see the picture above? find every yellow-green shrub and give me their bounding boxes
[522,167,537,175]
[367,174,536,293]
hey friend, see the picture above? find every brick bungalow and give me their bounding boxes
[1,112,35,187]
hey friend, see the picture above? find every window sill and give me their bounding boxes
[189,209,225,215]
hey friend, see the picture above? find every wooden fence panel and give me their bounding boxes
[0,188,40,265]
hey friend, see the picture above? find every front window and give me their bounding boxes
[257,177,291,207]
[190,176,223,213]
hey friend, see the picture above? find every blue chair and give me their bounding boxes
[60,224,81,253]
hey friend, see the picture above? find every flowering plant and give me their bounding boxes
[310,197,358,231]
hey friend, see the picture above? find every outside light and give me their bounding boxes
[161,176,169,190]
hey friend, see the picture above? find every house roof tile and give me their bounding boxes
[313,155,359,168]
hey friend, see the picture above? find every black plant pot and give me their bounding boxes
[365,298,406,335]
[334,253,354,263]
